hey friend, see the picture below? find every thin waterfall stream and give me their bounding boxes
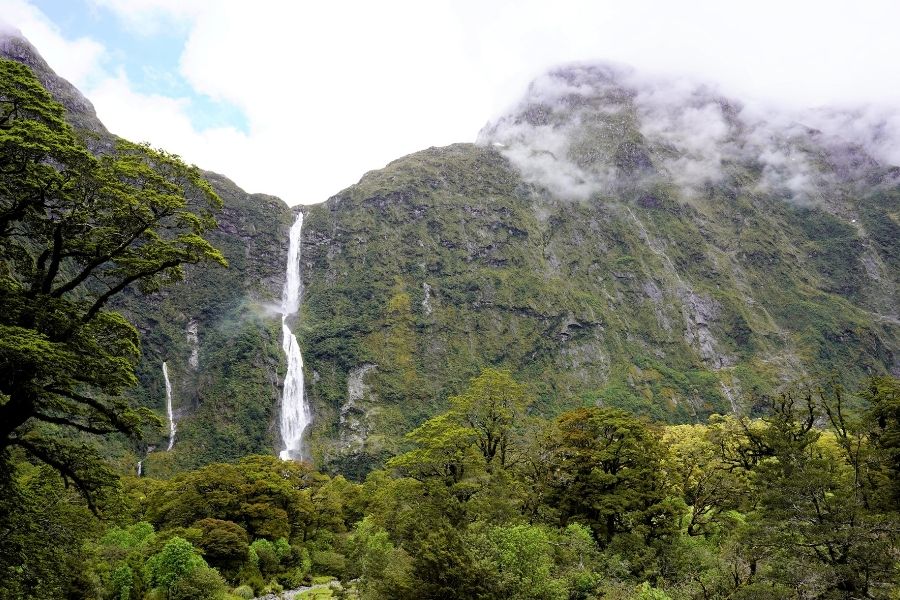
[279,213,311,460]
[136,444,155,476]
[163,361,175,451]
[137,360,175,475]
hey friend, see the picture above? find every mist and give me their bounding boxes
[478,62,900,204]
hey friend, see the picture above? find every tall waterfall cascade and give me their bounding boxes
[163,361,176,451]
[279,213,312,461]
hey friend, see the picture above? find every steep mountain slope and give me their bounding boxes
[116,173,294,475]
[298,66,899,475]
[4,35,897,479]
[0,32,296,476]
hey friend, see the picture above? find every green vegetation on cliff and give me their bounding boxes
[8,32,896,479]
[118,173,294,476]
[299,135,898,472]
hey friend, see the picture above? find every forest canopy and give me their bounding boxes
[3,366,900,598]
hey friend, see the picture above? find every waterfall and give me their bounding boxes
[137,359,176,474]
[279,213,311,461]
[136,444,156,477]
[163,361,176,451]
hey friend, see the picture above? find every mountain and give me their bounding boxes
[3,36,897,478]
[298,65,899,474]
[0,32,108,135]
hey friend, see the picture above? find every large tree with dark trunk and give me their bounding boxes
[0,57,225,506]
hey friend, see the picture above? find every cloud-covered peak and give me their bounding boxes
[479,63,898,203]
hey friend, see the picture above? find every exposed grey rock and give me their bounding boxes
[186,319,200,371]
[340,364,378,451]
[422,282,434,316]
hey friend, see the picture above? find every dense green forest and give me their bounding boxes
[3,369,900,599]
[2,43,900,600]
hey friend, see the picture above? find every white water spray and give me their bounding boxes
[279,213,311,460]
[163,362,176,451]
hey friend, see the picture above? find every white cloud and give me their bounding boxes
[0,0,105,87]
[88,0,212,35]
[635,86,734,191]
[86,70,252,176]
[5,0,900,205]
[479,63,899,203]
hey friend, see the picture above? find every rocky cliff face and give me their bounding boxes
[298,66,899,475]
[4,35,898,478]
[0,32,108,135]
[116,171,294,474]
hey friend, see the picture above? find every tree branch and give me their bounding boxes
[50,217,158,298]
[10,437,101,514]
[43,386,137,435]
[82,258,183,323]
[32,411,120,435]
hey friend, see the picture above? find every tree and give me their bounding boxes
[470,524,567,600]
[144,536,210,599]
[387,368,531,483]
[862,376,900,505]
[740,387,900,596]
[144,455,327,543]
[451,368,530,468]
[347,516,415,600]
[0,461,99,599]
[88,521,157,598]
[109,563,135,600]
[661,423,747,536]
[387,412,478,483]
[193,518,249,578]
[169,564,227,600]
[543,407,678,546]
[0,57,226,506]
[248,538,290,579]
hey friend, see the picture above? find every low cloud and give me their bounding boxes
[480,63,900,203]
[477,67,623,199]
[5,0,900,205]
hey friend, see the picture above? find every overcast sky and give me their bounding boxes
[2,0,899,205]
